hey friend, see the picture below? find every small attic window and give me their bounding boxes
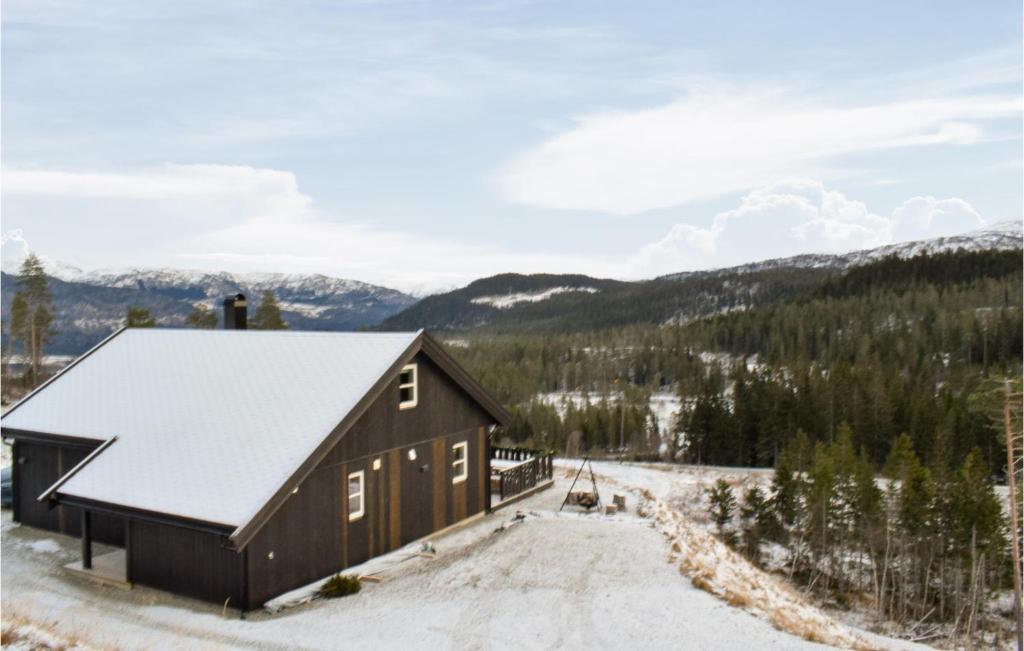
[399,364,418,410]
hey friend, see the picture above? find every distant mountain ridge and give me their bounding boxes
[661,220,1023,280]
[3,220,1019,352]
[379,221,1023,333]
[0,266,418,355]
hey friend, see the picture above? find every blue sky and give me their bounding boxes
[2,0,1021,292]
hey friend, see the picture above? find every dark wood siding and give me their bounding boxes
[323,353,493,464]
[128,519,243,608]
[246,352,495,607]
[13,440,123,545]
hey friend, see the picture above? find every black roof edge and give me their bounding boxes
[56,494,237,538]
[1,427,106,449]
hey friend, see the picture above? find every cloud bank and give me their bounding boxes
[3,165,997,291]
[631,179,988,276]
[500,87,1019,215]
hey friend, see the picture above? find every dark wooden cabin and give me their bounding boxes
[1,301,514,610]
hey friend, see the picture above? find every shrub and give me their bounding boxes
[318,573,361,599]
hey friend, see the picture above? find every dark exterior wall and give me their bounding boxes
[246,352,494,607]
[12,439,124,545]
[128,519,243,608]
[326,352,494,463]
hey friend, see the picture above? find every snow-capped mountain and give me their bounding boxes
[0,262,418,355]
[381,220,1022,332]
[660,220,1023,281]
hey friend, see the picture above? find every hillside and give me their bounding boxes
[0,268,417,355]
[380,221,1023,333]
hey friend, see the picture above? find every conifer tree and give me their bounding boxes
[706,478,737,536]
[771,449,802,531]
[739,486,775,562]
[125,306,156,328]
[12,254,55,386]
[249,290,288,330]
[5,292,28,378]
[883,432,918,480]
[185,304,218,329]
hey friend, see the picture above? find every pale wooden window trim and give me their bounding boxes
[452,441,468,484]
[348,470,365,521]
[399,363,418,410]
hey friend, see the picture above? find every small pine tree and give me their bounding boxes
[740,486,775,562]
[249,290,287,330]
[788,428,813,472]
[949,448,1006,560]
[771,450,802,531]
[883,432,917,480]
[185,304,218,329]
[706,478,737,535]
[125,306,156,328]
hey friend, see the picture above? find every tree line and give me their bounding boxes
[707,412,1016,640]
[124,290,289,330]
[455,249,1022,481]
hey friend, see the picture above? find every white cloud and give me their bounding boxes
[2,164,617,293]
[629,179,988,277]
[890,196,984,242]
[4,164,306,202]
[3,165,997,291]
[499,87,1019,215]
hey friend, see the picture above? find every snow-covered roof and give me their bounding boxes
[1,328,421,528]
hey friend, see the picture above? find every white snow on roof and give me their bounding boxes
[1,328,420,528]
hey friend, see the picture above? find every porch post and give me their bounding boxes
[81,510,92,570]
[124,518,132,582]
[484,427,492,513]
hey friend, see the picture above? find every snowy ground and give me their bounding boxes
[537,390,683,436]
[2,463,931,651]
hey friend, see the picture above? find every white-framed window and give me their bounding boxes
[399,363,418,410]
[452,441,468,484]
[348,470,365,521]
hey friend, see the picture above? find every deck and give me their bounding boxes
[490,446,554,508]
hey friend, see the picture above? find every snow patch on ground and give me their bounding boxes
[472,286,599,309]
[27,539,63,554]
[537,390,683,435]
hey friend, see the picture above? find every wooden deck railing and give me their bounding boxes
[491,446,554,502]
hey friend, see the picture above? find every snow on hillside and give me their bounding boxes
[77,268,400,301]
[471,286,599,309]
[538,390,682,435]
[662,219,1023,280]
